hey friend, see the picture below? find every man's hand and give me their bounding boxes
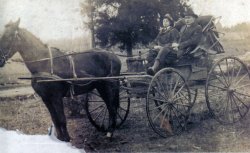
[153,45,163,50]
[171,43,179,51]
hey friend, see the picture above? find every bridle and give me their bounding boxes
[0,30,20,63]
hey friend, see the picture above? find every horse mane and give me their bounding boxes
[19,28,48,49]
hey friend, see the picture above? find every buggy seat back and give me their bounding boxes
[190,16,224,57]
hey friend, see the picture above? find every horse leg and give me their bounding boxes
[41,96,70,142]
[96,81,119,138]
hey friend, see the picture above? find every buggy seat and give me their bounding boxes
[190,16,224,58]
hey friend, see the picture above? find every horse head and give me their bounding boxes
[0,18,21,66]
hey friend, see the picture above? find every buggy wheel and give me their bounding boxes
[206,56,250,124]
[146,68,193,137]
[85,80,130,132]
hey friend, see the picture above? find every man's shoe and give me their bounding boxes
[147,67,155,75]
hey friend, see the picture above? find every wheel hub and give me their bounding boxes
[227,86,236,94]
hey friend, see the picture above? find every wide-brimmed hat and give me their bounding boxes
[162,14,174,26]
[163,14,173,20]
[183,11,198,18]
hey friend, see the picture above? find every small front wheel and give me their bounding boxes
[85,80,130,132]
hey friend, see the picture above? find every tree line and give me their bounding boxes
[81,0,193,56]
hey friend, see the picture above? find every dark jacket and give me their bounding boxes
[178,22,203,50]
[155,27,179,46]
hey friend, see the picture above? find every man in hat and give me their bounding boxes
[154,14,179,46]
[147,12,203,75]
[147,14,179,74]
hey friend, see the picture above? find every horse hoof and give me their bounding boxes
[106,132,112,138]
[57,136,71,142]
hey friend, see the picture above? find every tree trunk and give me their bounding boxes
[126,42,133,57]
[90,11,95,48]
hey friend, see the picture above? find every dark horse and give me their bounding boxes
[0,19,121,142]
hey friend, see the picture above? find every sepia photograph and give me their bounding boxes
[0,0,250,152]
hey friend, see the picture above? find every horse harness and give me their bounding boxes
[1,30,117,99]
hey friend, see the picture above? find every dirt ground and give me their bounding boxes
[1,88,250,152]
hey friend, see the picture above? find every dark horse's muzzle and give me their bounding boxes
[0,49,6,67]
[0,58,5,67]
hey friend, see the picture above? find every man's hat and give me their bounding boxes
[183,10,198,18]
[163,14,174,26]
[163,14,173,21]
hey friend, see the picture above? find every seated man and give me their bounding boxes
[146,14,179,69]
[147,12,203,75]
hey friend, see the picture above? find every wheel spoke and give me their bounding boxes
[230,59,236,83]
[218,64,229,86]
[171,105,187,117]
[225,58,231,84]
[231,94,244,118]
[173,83,185,99]
[149,102,167,112]
[117,111,124,121]
[207,88,226,97]
[233,73,248,87]
[232,93,249,109]
[171,107,185,129]
[148,97,167,103]
[211,73,228,87]
[93,107,105,121]
[173,94,186,102]
[89,104,105,113]
[152,105,168,123]
[156,77,169,99]
[210,92,227,114]
[172,76,181,95]
[228,94,235,122]
[233,64,242,84]
[160,106,169,129]
[235,84,250,90]
[119,106,128,112]
[225,94,230,118]
[208,84,227,90]
[101,108,108,126]
[234,91,250,98]
[151,86,168,102]
[174,102,191,107]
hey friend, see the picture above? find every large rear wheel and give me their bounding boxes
[146,68,193,137]
[206,56,250,124]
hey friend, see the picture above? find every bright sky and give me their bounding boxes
[0,128,85,153]
[189,0,250,27]
[0,0,250,40]
[0,0,86,41]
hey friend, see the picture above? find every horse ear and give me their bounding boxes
[15,18,20,27]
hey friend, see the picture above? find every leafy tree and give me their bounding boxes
[80,0,96,48]
[81,0,192,56]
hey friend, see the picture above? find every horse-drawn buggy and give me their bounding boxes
[0,17,249,141]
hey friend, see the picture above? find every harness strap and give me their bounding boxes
[48,46,54,75]
[110,60,113,76]
[68,55,77,78]
[32,72,61,80]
